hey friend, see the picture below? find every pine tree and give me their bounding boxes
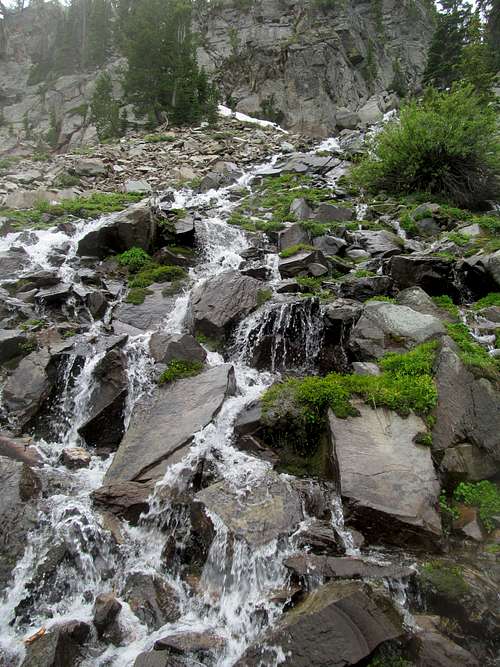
[457,10,496,97]
[90,72,121,141]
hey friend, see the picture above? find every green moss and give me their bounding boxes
[280,243,314,258]
[485,544,500,554]
[453,481,500,532]
[195,332,221,352]
[472,293,500,310]
[143,133,176,143]
[166,245,195,256]
[353,268,376,278]
[296,276,324,293]
[158,359,204,385]
[420,561,469,600]
[128,264,186,288]
[474,214,500,235]
[446,231,470,247]
[257,288,273,307]
[366,296,395,303]
[118,247,151,272]
[126,287,152,305]
[432,295,460,318]
[445,322,499,375]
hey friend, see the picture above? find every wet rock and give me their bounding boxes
[114,284,177,331]
[149,333,206,365]
[294,520,343,554]
[78,348,128,451]
[290,198,313,221]
[460,250,500,296]
[196,471,304,546]
[93,592,122,644]
[0,250,28,279]
[72,158,107,176]
[351,229,403,257]
[388,255,457,297]
[235,581,403,667]
[313,235,347,257]
[154,631,225,656]
[440,443,498,484]
[315,203,354,223]
[352,361,380,376]
[328,402,442,547]
[278,223,311,252]
[104,364,236,483]
[337,275,393,301]
[133,652,175,667]
[73,285,108,319]
[123,573,180,630]
[35,283,73,308]
[278,153,335,175]
[0,328,27,363]
[91,481,152,524]
[154,246,193,268]
[0,434,42,467]
[3,349,56,432]
[432,337,500,463]
[278,249,328,278]
[189,271,261,340]
[0,457,41,591]
[241,264,271,281]
[60,447,91,470]
[349,301,445,360]
[21,620,91,667]
[410,615,479,667]
[284,554,413,580]
[77,201,154,258]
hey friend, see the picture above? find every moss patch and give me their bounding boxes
[420,561,469,601]
[453,481,500,532]
[158,359,204,385]
[432,295,460,318]
[280,243,314,258]
[126,287,152,305]
[445,322,499,376]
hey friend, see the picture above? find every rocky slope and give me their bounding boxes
[0,115,499,667]
[0,0,434,155]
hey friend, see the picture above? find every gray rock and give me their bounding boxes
[35,283,73,307]
[123,573,180,630]
[21,620,91,667]
[357,96,384,125]
[278,223,310,251]
[284,554,413,580]
[93,592,122,640]
[0,328,27,363]
[432,338,500,463]
[349,301,445,360]
[235,581,403,666]
[278,153,336,174]
[313,235,347,256]
[395,286,442,318]
[338,276,393,301]
[336,109,361,130]
[133,652,173,667]
[196,471,304,546]
[290,198,313,221]
[460,250,500,295]
[91,482,152,524]
[77,201,154,258]
[154,631,225,657]
[114,284,176,331]
[412,615,479,667]
[278,249,328,278]
[328,403,442,546]
[389,255,456,296]
[315,203,354,223]
[104,364,236,483]
[0,250,28,279]
[352,230,402,257]
[352,362,381,376]
[0,434,42,467]
[3,349,55,432]
[149,333,206,365]
[440,443,498,483]
[72,158,107,176]
[189,271,261,339]
[124,179,152,194]
[0,457,41,591]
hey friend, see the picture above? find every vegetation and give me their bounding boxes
[432,295,460,318]
[280,243,315,258]
[158,359,204,384]
[453,480,500,532]
[126,287,152,305]
[420,561,469,600]
[352,85,499,208]
[472,293,500,310]
[257,288,273,307]
[262,342,438,453]
[128,265,186,288]
[90,72,122,142]
[445,322,499,375]
[117,247,151,272]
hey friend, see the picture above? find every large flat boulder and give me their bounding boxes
[104,364,236,484]
[189,271,261,340]
[77,201,155,258]
[389,255,457,297]
[284,554,413,581]
[113,284,176,331]
[196,471,304,547]
[278,249,328,278]
[349,301,445,360]
[328,402,442,547]
[235,581,403,666]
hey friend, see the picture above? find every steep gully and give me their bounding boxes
[0,127,483,666]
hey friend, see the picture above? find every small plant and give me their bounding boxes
[19,338,38,355]
[366,295,395,303]
[420,561,469,600]
[128,265,186,288]
[472,293,500,311]
[353,268,376,278]
[257,288,273,307]
[118,247,151,272]
[439,492,460,532]
[445,322,499,375]
[432,295,460,318]
[158,359,204,385]
[453,481,500,532]
[53,173,81,188]
[280,243,315,258]
[126,287,152,305]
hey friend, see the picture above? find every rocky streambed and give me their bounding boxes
[0,123,499,667]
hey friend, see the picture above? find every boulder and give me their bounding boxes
[278,223,311,251]
[0,328,27,364]
[154,631,225,658]
[336,108,361,130]
[358,96,384,125]
[77,201,154,258]
[440,443,498,484]
[338,276,393,301]
[104,364,236,483]
[235,581,403,667]
[395,286,442,318]
[411,615,479,667]
[91,481,152,524]
[279,249,328,278]
[123,572,180,630]
[278,153,335,175]
[328,402,442,547]
[35,283,73,308]
[313,235,347,257]
[0,250,28,280]
[352,230,402,257]
[432,337,500,463]
[389,255,457,297]
[349,301,445,360]
[0,434,42,467]
[124,179,152,194]
[315,203,354,223]
[195,471,304,546]
[77,348,128,451]
[133,652,172,667]
[290,198,313,221]
[284,554,413,581]
[3,349,56,432]
[149,333,206,365]
[113,284,177,331]
[72,158,107,176]
[189,271,261,340]
[21,621,91,667]
[0,457,41,591]
[93,592,122,638]
[61,447,91,469]
[460,250,500,296]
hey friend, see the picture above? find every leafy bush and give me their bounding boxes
[118,247,151,272]
[159,359,204,385]
[453,480,500,532]
[352,85,500,208]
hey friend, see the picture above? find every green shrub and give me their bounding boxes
[126,287,152,305]
[128,265,186,288]
[453,480,500,532]
[143,133,176,143]
[472,293,500,310]
[445,322,499,375]
[352,85,500,208]
[432,295,460,318]
[159,359,204,385]
[280,243,314,258]
[118,247,151,272]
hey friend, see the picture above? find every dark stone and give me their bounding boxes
[388,255,458,298]
[278,249,328,278]
[284,554,413,581]
[149,333,207,365]
[315,203,354,223]
[91,482,152,524]
[154,631,225,656]
[338,275,393,301]
[123,573,180,630]
[0,328,27,363]
[21,620,90,667]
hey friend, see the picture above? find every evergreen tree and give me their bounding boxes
[457,10,496,96]
[90,71,121,141]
